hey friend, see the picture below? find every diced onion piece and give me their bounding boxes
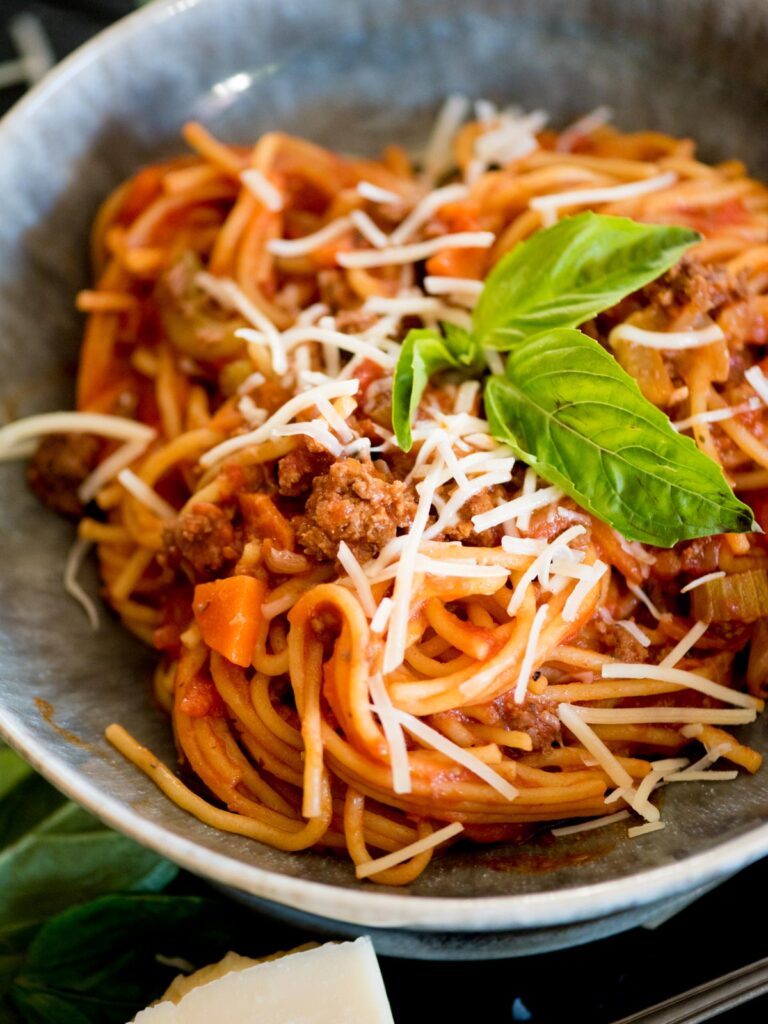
[610,338,674,406]
[690,569,768,623]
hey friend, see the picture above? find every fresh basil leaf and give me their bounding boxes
[10,894,257,1024]
[473,212,699,349]
[0,749,34,805]
[392,324,482,450]
[484,328,756,546]
[0,790,176,933]
[10,895,227,1024]
[0,771,67,853]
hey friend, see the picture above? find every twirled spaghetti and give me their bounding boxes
[9,101,768,883]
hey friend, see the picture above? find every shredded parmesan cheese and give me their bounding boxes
[514,603,550,703]
[555,105,613,152]
[337,232,495,269]
[421,94,470,185]
[240,168,283,211]
[609,320,725,351]
[424,276,484,300]
[394,709,518,801]
[659,620,708,667]
[664,770,739,782]
[200,379,359,467]
[236,371,266,396]
[680,571,726,594]
[530,172,677,226]
[356,181,404,205]
[562,560,608,622]
[745,364,768,406]
[0,412,154,456]
[473,485,562,533]
[614,620,652,648]
[78,438,150,504]
[337,542,377,617]
[117,469,176,520]
[383,462,443,673]
[349,210,390,249]
[672,398,761,432]
[267,216,352,258]
[370,597,393,635]
[195,273,285,374]
[628,821,666,839]
[64,538,99,629]
[577,707,757,726]
[558,704,635,792]
[627,581,665,620]
[272,421,343,457]
[551,810,629,837]
[355,822,464,879]
[368,673,411,795]
[388,184,469,245]
[601,662,762,710]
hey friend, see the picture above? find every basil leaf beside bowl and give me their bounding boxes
[484,328,756,546]
[473,212,700,349]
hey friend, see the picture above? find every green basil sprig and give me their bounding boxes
[390,212,757,547]
[473,211,698,348]
[392,324,482,451]
[485,329,754,545]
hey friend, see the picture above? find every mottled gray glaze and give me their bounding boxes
[1,0,768,957]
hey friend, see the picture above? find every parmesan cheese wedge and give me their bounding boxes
[132,938,394,1024]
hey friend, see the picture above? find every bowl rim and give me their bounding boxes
[1,0,767,933]
[4,708,768,931]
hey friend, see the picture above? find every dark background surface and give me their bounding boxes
[1,2,766,1021]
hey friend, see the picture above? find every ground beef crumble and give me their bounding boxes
[163,501,241,577]
[277,440,335,497]
[438,487,505,547]
[295,457,416,563]
[642,254,748,319]
[27,433,102,519]
[484,693,561,752]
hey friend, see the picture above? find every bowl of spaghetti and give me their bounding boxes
[2,0,768,957]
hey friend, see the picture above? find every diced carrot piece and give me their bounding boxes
[239,493,295,549]
[425,246,488,279]
[193,575,265,667]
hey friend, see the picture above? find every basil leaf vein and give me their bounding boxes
[484,328,756,546]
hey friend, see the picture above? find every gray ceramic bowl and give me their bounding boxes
[2,0,768,959]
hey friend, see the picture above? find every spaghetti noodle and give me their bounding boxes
[7,101,768,883]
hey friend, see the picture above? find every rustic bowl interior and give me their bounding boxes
[1,0,768,953]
